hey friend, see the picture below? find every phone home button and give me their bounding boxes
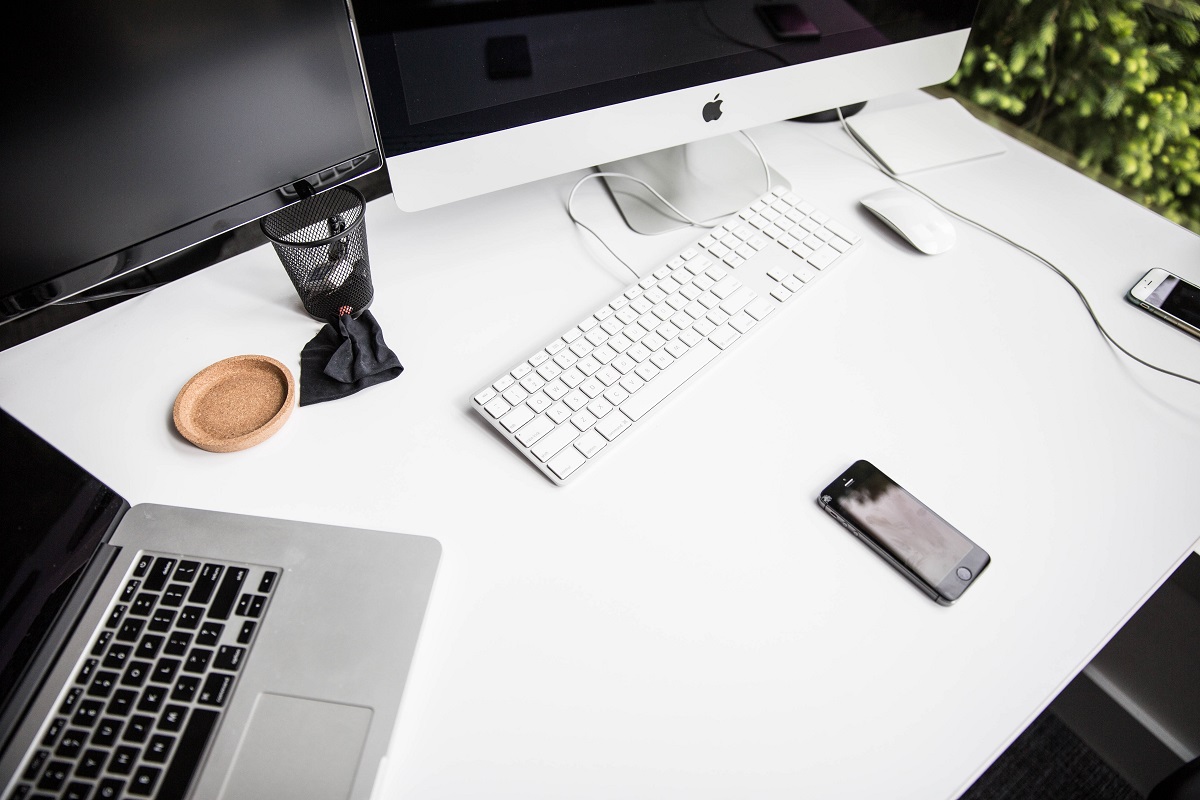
[956,567,973,581]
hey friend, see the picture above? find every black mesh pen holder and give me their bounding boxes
[260,186,373,322]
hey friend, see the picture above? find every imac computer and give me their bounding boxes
[355,0,979,226]
[0,0,382,326]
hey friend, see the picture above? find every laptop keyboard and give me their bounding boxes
[6,552,279,800]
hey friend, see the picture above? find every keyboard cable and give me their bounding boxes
[835,106,1200,388]
[566,130,773,281]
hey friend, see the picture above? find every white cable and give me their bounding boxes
[835,107,1200,388]
[567,131,773,280]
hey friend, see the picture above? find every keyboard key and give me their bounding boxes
[129,765,162,796]
[54,730,86,758]
[214,645,246,671]
[144,558,177,591]
[188,563,224,604]
[621,340,720,421]
[77,747,107,777]
[198,673,233,706]
[197,622,225,647]
[173,560,201,582]
[208,568,247,620]
[547,446,586,480]
[156,709,217,799]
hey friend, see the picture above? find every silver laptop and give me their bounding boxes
[0,409,440,799]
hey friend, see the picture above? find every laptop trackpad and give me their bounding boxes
[220,693,372,800]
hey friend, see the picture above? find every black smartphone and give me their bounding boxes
[819,460,989,605]
[756,3,821,41]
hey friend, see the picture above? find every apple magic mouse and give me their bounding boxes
[859,187,956,255]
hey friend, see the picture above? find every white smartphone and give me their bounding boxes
[1128,268,1200,340]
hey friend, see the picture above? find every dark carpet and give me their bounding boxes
[961,711,1142,800]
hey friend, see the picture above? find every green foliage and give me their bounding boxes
[948,0,1200,232]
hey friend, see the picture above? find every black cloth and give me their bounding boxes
[299,310,403,406]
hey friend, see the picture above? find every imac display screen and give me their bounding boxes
[357,0,977,209]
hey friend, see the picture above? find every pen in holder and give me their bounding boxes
[260,185,373,322]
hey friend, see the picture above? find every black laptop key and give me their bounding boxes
[54,730,86,758]
[188,563,224,604]
[124,715,154,743]
[164,631,192,656]
[91,630,113,655]
[75,658,98,684]
[214,645,245,671]
[116,618,144,643]
[133,554,154,578]
[146,733,175,763]
[159,704,188,732]
[198,673,232,706]
[58,688,84,714]
[149,608,176,633]
[136,635,164,661]
[129,764,162,796]
[104,605,127,629]
[171,676,200,703]
[153,657,182,685]
[122,659,152,687]
[184,648,213,674]
[72,700,102,727]
[106,688,137,717]
[177,606,204,630]
[35,760,70,791]
[174,560,200,582]
[63,781,93,800]
[208,567,247,620]
[197,622,224,647]
[93,717,122,746]
[121,579,141,602]
[236,620,257,644]
[102,644,131,670]
[161,583,189,608]
[77,747,107,777]
[110,745,138,774]
[97,777,126,798]
[22,748,50,780]
[137,685,166,713]
[156,708,217,800]
[130,591,158,616]
[258,570,278,593]
[41,717,68,747]
[144,557,177,591]
[87,670,118,697]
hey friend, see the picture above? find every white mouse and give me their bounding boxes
[859,187,956,255]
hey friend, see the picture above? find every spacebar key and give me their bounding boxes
[620,339,721,421]
[156,708,219,800]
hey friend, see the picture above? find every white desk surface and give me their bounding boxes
[2,91,1199,799]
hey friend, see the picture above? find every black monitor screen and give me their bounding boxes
[0,0,381,323]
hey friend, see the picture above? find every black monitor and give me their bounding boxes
[0,0,383,326]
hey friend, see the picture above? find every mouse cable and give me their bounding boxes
[566,130,772,281]
[835,106,1200,388]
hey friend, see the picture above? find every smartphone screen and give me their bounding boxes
[1146,274,1200,329]
[821,461,989,603]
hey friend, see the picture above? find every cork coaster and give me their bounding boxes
[173,355,295,452]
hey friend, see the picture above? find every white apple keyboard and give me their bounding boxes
[471,187,863,484]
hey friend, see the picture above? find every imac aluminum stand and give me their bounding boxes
[598,134,790,236]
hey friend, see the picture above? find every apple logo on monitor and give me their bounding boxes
[702,94,724,122]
